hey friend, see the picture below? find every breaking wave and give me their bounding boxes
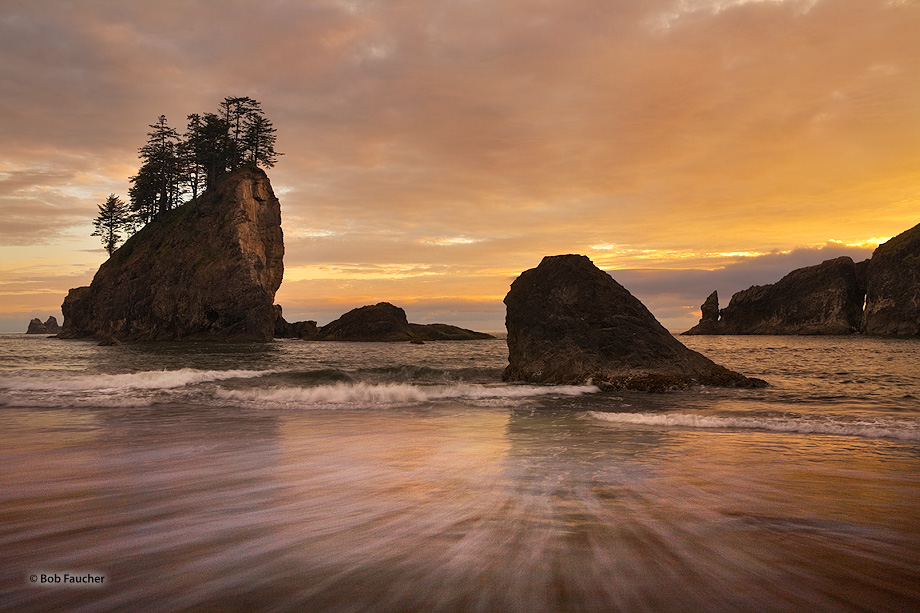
[0,368,274,392]
[218,382,600,408]
[586,411,920,441]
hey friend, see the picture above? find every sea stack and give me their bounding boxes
[502,255,765,391]
[60,166,284,341]
[863,222,920,336]
[684,256,865,335]
[26,316,62,334]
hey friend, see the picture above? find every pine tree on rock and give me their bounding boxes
[91,194,132,256]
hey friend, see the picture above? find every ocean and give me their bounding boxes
[1,332,919,611]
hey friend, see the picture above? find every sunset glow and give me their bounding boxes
[1,0,918,331]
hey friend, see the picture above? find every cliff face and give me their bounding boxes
[684,256,864,335]
[61,166,284,341]
[503,255,764,391]
[863,222,920,336]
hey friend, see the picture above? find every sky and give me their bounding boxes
[1,0,919,333]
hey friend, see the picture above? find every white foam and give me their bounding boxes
[586,411,920,441]
[0,369,273,392]
[217,382,600,407]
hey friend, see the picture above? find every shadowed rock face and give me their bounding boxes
[863,222,920,337]
[502,255,764,391]
[272,305,318,339]
[684,256,865,336]
[317,302,493,342]
[60,166,284,341]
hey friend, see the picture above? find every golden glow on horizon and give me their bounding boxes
[284,264,441,282]
[1,0,918,332]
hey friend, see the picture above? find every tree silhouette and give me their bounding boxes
[129,115,181,221]
[92,194,132,256]
[117,96,282,233]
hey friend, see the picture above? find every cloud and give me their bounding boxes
[1,0,919,327]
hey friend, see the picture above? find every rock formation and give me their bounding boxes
[686,291,722,335]
[683,256,865,335]
[863,222,920,336]
[60,166,284,341]
[317,302,493,342]
[26,316,62,334]
[502,255,765,391]
[272,305,318,339]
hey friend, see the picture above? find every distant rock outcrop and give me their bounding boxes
[317,302,493,342]
[272,305,318,339]
[863,222,920,336]
[60,166,284,341]
[502,255,765,391]
[684,256,865,335]
[26,316,62,334]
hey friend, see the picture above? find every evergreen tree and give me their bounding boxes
[181,114,204,202]
[129,115,181,221]
[91,194,132,256]
[245,113,282,168]
[219,96,259,170]
[120,97,281,231]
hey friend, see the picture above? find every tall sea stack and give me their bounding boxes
[60,166,284,341]
[503,255,765,391]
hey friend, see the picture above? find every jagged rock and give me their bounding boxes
[273,305,318,339]
[684,256,864,335]
[863,222,920,336]
[317,302,493,342]
[60,166,284,341]
[26,316,62,334]
[502,255,765,391]
[685,291,722,335]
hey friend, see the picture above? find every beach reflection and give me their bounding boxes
[2,405,919,611]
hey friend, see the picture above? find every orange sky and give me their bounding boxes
[1,0,918,332]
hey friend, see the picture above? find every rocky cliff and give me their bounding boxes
[316,302,493,342]
[60,166,284,341]
[26,316,62,334]
[863,222,920,336]
[683,256,865,335]
[503,255,765,391]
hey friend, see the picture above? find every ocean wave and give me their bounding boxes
[217,382,600,408]
[0,368,274,392]
[586,411,920,441]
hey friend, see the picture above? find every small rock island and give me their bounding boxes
[26,316,62,334]
[60,166,284,341]
[315,302,492,342]
[502,255,766,391]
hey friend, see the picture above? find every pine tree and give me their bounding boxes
[91,194,132,256]
[129,115,181,221]
[120,97,281,231]
[245,113,282,168]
